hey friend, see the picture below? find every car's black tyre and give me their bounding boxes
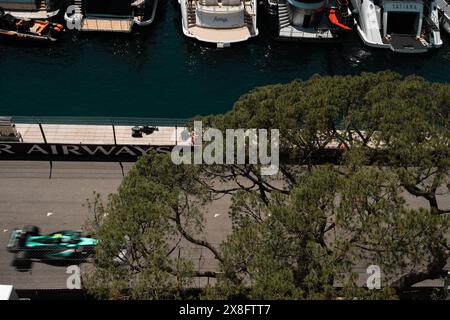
[15,250,28,260]
[23,225,40,236]
[14,251,32,271]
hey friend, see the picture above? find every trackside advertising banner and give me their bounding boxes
[0,143,174,162]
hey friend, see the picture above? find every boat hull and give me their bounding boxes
[0,29,57,41]
[3,9,59,20]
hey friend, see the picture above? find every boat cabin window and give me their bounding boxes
[386,12,419,35]
[203,0,218,5]
[303,14,311,28]
[221,0,241,5]
[202,0,241,5]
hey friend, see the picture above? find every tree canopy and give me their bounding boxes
[84,71,450,300]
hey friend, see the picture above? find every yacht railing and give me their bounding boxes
[244,0,257,35]
[7,116,190,127]
[197,0,246,6]
[250,0,258,32]
[134,0,159,26]
[181,0,189,30]
[191,0,255,13]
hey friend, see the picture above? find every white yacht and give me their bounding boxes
[0,0,60,19]
[437,0,450,34]
[350,0,442,53]
[264,0,353,41]
[64,0,158,33]
[179,0,258,48]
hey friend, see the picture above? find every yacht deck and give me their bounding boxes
[188,26,251,43]
[80,18,134,33]
[382,34,428,53]
[278,26,335,40]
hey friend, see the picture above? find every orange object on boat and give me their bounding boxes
[34,20,49,34]
[328,8,352,30]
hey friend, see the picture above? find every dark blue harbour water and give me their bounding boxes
[1,0,450,118]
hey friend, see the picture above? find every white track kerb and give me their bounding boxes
[171,121,279,176]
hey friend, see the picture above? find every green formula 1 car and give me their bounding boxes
[7,225,97,271]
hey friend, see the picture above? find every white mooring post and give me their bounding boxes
[0,117,22,142]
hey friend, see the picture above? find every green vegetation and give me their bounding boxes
[83,71,450,299]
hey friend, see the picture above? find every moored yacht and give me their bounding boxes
[64,0,158,33]
[0,8,64,41]
[263,0,352,41]
[179,0,258,48]
[0,0,61,19]
[350,0,442,53]
[437,0,450,34]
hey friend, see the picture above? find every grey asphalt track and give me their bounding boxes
[0,161,232,289]
[0,161,128,289]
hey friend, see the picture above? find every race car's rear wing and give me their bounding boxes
[7,228,23,253]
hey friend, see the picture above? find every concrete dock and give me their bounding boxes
[14,123,192,146]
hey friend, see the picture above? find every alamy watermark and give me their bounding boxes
[66,265,81,289]
[65,6,82,31]
[171,121,279,175]
[366,265,381,290]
